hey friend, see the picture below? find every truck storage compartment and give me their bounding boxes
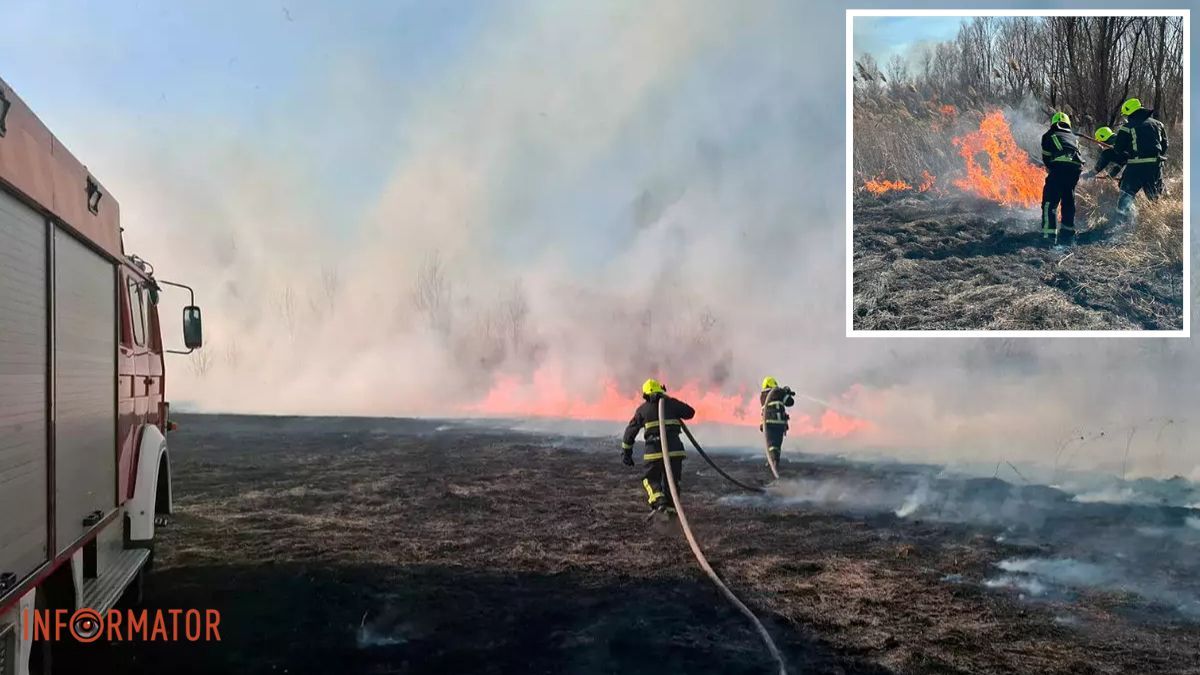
[53,227,116,553]
[0,190,48,587]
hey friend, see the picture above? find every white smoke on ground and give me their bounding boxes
[894,481,930,518]
[988,557,1200,618]
[33,1,1199,479]
[983,574,1047,597]
[724,459,1200,619]
[1072,486,1146,505]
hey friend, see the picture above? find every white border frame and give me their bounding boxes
[846,8,1190,338]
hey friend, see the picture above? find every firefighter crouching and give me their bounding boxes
[1110,97,1169,219]
[1083,126,1125,181]
[759,377,796,468]
[621,379,696,515]
[1040,112,1083,245]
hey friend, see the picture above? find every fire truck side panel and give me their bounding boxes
[117,268,161,501]
[0,188,49,586]
[51,228,117,555]
[0,77,123,259]
[117,268,137,502]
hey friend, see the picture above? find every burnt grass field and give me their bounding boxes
[852,190,1184,331]
[76,414,1200,674]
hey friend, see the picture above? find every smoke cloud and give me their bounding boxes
[32,1,1197,479]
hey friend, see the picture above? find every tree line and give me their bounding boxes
[856,16,1185,128]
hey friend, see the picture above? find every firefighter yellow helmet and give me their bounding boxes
[642,378,665,397]
[1050,111,1071,128]
[1094,126,1114,143]
[1121,98,1142,116]
[761,376,778,390]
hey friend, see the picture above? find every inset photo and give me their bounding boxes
[847,10,1188,335]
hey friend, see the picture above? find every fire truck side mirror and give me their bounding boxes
[183,305,203,350]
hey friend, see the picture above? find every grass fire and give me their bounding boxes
[5,7,1197,675]
[466,370,873,437]
[852,15,1184,332]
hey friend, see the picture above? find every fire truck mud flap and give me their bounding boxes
[128,425,171,544]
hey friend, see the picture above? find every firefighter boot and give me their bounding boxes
[1058,224,1076,246]
[1116,191,1136,224]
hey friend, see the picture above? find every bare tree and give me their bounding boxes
[412,251,452,335]
[854,54,885,97]
[864,15,1183,127]
[885,54,910,89]
[502,281,529,357]
[321,266,340,314]
[189,348,213,378]
[955,17,999,100]
[223,339,241,369]
[274,286,297,339]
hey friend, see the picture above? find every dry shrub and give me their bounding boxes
[1131,183,1184,266]
[1084,178,1184,271]
[853,97,960,188]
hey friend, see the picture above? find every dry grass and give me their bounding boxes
[1131,181,1185,266]
[125,414,1200,675]
[854,95,960,187]
[853,93,1184,331]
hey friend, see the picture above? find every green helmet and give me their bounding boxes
[1050,111,1071,128]
[1094,126,1114,143]
[1121,98,1142,116]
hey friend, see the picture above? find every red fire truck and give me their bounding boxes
[0,77,202,673]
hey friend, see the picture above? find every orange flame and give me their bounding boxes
[863,176,912,196]
[464,369,872,439]
[918,170,936,192]
[951,110,1043,207]
[793,409,874,437]
[931,103,958,131]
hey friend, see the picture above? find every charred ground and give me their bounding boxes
[73,414,1200,674]
[852,188,1184,331]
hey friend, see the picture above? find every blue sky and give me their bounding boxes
[853,16,965,69]
[3,0,498,235]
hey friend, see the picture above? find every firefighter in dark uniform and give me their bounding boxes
[1082,126,1125,180]
[1040,111,1083,244]
[620,379,696,515]
[759,376,795,468]
[1110,98,1169,219]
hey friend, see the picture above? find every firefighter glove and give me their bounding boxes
[622,448,635,466]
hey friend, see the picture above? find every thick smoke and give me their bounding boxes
[46,1,1198,478]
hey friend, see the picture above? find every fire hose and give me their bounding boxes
[679,422,765,494]
[657,397,788,675]
[762,423,781,480]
